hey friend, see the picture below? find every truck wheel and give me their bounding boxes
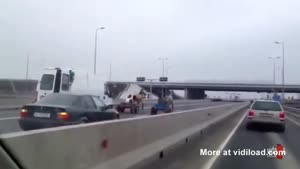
[116,106,123,113]
[278,125,285,133]
[130,108,134,114]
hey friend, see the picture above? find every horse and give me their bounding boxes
[164,94,174,111]
[132,90,146,110]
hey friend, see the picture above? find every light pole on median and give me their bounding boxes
[26,53,30,79]
[274,41,285,101]
[94,27,105,75]
[146,78,158,99]
[158,57,168,77]
[268,56,280,86]
[166,65,174,77]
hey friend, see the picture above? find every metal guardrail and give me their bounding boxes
[283,105,300,113]
[0,79,37,110]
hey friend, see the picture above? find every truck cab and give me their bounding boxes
[37,67,73,101]
[36,67,111,104]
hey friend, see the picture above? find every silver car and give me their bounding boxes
[246,100,285,132]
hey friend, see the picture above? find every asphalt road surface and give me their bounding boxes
[135,106,300,169]
[0,99,230,134]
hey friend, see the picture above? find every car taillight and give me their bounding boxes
[248,110,255,119]
[20,108,29,118]
[58,112,70,121]
[279,112,285,121]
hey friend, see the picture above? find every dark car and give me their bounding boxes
[19,93,119,130]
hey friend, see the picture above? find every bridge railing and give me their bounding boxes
[0,79,38,109]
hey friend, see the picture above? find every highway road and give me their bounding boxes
[133,106,300,169]
[0,99,231,134]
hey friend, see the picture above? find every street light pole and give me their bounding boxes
[109,63,112,81]
[94,27,105,75]
[274,41,285,101]
[146,78,158,99]
[166,65,173,77]
[26,53,29,79]
[158,57,168,77]
[268,56,280,86]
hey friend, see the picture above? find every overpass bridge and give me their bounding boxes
[106,81,300,99]
[1,81,300,169]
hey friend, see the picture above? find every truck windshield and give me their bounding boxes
[40,74,54,90]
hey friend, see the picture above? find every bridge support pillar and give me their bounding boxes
[184,88,188,99]
[186,88,206,99]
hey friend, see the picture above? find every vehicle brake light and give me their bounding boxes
[248,110,255,119]
[279,112,285,121]
[58,112,70,121]
[20,108,29,118]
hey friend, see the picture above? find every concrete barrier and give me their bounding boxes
[0,102,248,169]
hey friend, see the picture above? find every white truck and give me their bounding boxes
[36,67,111,104]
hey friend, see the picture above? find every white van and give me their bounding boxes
[36,67,111,104]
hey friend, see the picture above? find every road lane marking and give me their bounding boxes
[286,117,300,126]
[0,117,19,121]
[202,113,246,169]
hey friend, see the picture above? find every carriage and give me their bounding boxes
[116,101,139,114]
[116,90,145,114]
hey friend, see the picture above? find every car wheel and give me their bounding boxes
[117,106,124,113]
[278,125,285,133]
[134,107,139,114]
[246,123,251,130]
[79,117,89,124]
[151,107,157,115]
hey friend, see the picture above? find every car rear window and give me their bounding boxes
[251,101,282,111]
[37,94,79,106]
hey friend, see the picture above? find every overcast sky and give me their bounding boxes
[1,0,300,84]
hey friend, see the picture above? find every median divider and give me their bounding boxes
[0,102,248,169]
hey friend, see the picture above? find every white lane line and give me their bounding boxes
[286,117,300,127]
[0,117,19,121]
[286,112,300,118]
[202,113,246,169]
